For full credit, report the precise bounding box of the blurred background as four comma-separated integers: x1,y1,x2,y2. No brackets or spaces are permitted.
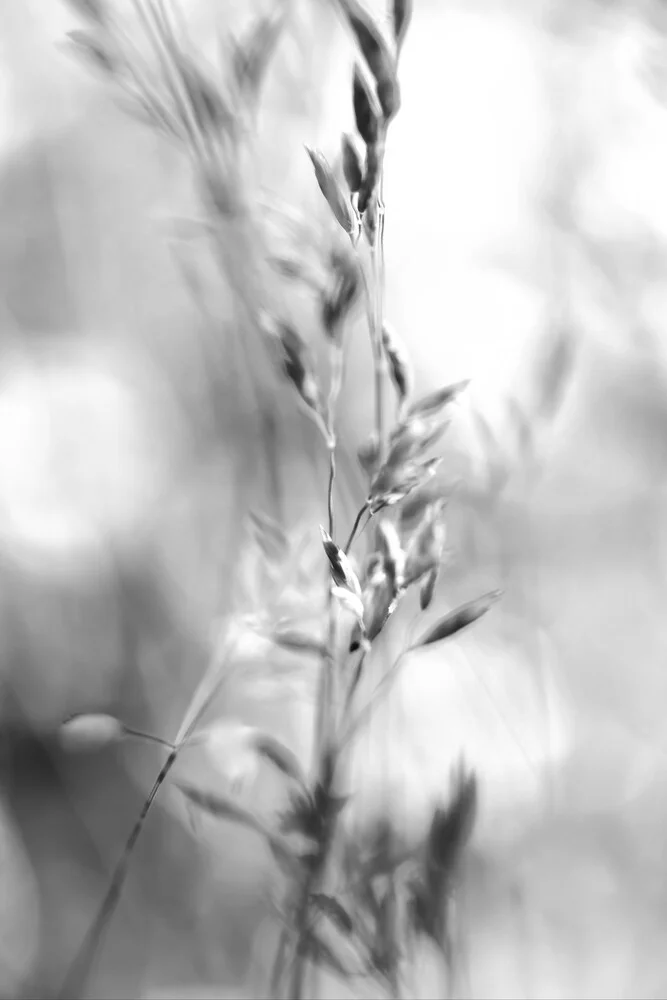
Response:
2,0,667,996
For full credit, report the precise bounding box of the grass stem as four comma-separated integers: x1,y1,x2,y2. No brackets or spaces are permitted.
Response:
57,749,178,999
344,502,370,554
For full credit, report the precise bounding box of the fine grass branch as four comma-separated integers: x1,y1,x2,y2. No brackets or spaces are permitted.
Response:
57,0,498,997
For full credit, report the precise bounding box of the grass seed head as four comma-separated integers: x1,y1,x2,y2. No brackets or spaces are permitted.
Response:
409,767,478,946
386,412,450,469
381,321,413,410
360,570,394,645
64,0,107,24
201,163,237,215
357,433,380,476
332,585,366,625
400,485,449,531
353,66,381,147
376,76,401,125
341,133,364,193
368,456,442,514
427,765,478,876
66,29,117,75
358,141,384,214
419,567,438,610
320,527,363,598
58,713,125,752
268,316,323,414
377,519,406,593
231,5,285,110
270,253,315,283
338,0,400,123
404,500,447,585
392,0,414,56
406,379,471,422
178,55,234,136
306,147,357,235
322,244,362,338
412,591,501,649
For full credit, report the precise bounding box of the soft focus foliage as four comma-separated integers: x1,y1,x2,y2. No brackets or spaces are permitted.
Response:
1,0,667,997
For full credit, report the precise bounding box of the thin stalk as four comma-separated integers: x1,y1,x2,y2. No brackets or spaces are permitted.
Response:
327,446,336,539
313,340,343,774
339,649,405,749
326,341,344,534
207,215,279,444
268,923,291,999
173,631,234,747
344,503,369,555
289,898,312,999
371,151,388,470
313,613,336,780
344,649,366,713
295,303,354,1000
122,727,177,752
58,619,243,999
370,250,385,468
359,251,385,473
57,748,178,1000
287,760,338,1000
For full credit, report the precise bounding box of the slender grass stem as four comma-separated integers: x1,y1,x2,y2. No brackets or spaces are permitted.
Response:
122,728,177,752
287,760,338,1000
371,249,385,467
58,620,242,998
371,156,388,470
268,922,291,999
344,502,369,555
345,649,367,713
57,749,178,1000
327,447,336,540
339,650,405,749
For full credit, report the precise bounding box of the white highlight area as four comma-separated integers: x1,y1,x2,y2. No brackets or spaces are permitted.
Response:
0,345,173,574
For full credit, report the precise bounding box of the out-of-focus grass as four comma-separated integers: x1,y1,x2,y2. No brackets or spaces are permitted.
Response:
1,0,667,997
